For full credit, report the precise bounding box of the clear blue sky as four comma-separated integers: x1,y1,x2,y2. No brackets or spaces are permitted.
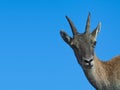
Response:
0,0,120,90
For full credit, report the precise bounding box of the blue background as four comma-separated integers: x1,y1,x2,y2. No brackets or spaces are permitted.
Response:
0,0,120,90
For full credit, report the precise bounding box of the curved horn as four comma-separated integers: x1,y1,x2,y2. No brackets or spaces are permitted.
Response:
85,13,91,34
66,16,78,35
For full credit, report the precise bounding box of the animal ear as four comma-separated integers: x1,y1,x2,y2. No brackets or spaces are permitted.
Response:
91,22,101,41
60,30,72,45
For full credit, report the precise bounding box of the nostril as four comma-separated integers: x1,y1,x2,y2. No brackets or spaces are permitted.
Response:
83,58,93,64
90,59,93,62
84,60,89,63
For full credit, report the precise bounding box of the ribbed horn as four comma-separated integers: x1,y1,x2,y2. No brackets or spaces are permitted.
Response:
66,16,78,35
85,13,91,34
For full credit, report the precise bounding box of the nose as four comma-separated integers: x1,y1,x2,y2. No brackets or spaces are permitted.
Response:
82,57,94,68
84,58,93,63
82,56,94,62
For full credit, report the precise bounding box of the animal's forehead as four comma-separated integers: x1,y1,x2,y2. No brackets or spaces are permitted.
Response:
74,34,90,42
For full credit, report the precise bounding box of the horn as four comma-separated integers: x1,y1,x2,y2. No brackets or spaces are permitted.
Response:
97,22,101,31
66,16,78,35
85,13,91,34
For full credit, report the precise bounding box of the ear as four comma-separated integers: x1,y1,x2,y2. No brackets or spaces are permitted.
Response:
60,30,72,45
91,22,101,41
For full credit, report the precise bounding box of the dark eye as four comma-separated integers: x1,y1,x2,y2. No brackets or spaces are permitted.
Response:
93,41,97,46
71,44,77,49
91,40,97,48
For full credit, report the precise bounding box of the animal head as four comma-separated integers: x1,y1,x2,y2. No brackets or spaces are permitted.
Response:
60,13,101,69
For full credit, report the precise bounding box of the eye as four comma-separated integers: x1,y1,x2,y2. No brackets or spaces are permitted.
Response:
93,41,97,46
71,44,77,49
91,40,97,48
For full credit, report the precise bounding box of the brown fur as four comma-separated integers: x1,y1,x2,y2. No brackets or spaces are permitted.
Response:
86,55,120,89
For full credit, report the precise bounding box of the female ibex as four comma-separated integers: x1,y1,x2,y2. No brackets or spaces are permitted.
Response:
60,13,120,90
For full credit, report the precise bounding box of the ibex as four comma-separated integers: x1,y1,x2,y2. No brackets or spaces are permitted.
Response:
60,13,120,90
